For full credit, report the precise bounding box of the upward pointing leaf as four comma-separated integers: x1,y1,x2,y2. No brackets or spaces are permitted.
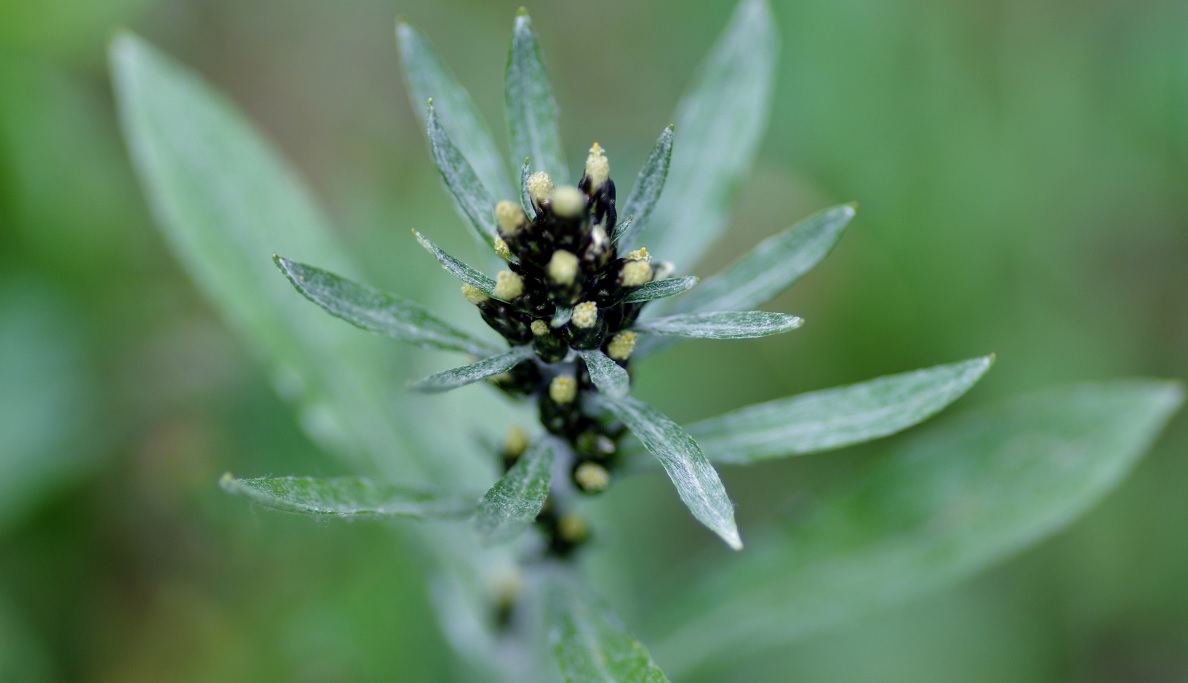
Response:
412,230,503,299
615,124,674,248
274,256,498,356
474,437,559,544
600,396,741,549
397,21,514,201
427,101,499,250
651,380,1184,676
670,203,856,315
637,0,778,269
548,571,671,683
506,9,568,183
220,475,474,519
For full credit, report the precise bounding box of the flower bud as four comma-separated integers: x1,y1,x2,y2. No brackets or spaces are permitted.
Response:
492,270,524,300
461,284,489,305
526,171,554,210
551,186,586,218
495,200,528,235
606,331,637,361
571,301,598,329
549,374,578,404
547,250,580,286
583,143,610,194
619,259,652,287
493,237,512,261
573,461,611,494
557,514,589,544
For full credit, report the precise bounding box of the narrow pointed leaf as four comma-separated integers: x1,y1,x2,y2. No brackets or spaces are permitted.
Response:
409,347,533,393
652,380,1184,676
220,475,474,519
638,0,778,269
412,230,505,299
505,9,567,183
397,21,513,200
474,438,558,544
552,305,573,328
112,34,421,475
579,350,630,399
621,277,698,304
684,356,993,464
614,124,674,248
633,311,802,339
601,396,740,549
427,101,498,249
275,256,497,356
548,572,670,683
519,156,535,217
670,203,856,315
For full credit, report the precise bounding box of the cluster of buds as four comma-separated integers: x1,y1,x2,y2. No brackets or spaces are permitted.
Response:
466,144,665,556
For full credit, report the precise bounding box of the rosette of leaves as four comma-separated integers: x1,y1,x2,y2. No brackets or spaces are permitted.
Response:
112,0,1183,680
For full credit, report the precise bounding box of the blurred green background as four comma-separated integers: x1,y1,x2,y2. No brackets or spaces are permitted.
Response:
1,0,1185,680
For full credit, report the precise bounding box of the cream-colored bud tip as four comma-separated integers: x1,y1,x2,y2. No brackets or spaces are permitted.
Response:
530,319,550,336
492,270,524,300
574,462,611,492
549,375,578,404
547,250,580,285
526,171,554,205
606,331,637,361
584,142,610,189
461,283,489,305
495,200,526,233
551,186,586,218
620,259,652,287
572,301,598,329
493,237,511,260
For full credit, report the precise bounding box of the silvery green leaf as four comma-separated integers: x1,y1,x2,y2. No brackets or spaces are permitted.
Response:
652,380,1184,676
505,9,567,183
637,0,778,269
220,475,473,519
412,230,505,299
408,347,533,393
633,311,802,339
670,203,856,315
552,305,573,328
519,156,535,217
275,256,497,356
687,356,993,464
397,21,513,201
427,100,498,250
474,437,558,544
614,124,674,248
621,277,699,304
548,571,670,683
601,396,741,550
112,35,420,474
579,350,630,399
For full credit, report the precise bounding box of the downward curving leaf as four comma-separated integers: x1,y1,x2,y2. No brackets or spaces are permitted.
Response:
548,571,670,683
408,347,533,393
505,9,567,183
474,437,558,544
651,380,1184,677
275,256,497,356
621,277,698,304
397,21,513,201
638,0,778,269
670,203,855,315
682,356,993,465
112,34,421,475
412,230,503,299
220,475,474,519
579,350,630,399
614,124,674,248
633,311,802,339
601,396,741,549
427,101,498,250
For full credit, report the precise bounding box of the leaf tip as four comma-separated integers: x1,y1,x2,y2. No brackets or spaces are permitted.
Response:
721,526,744,551
219,471,235,490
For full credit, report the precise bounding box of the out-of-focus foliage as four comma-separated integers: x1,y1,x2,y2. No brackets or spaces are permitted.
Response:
1,0,1186,680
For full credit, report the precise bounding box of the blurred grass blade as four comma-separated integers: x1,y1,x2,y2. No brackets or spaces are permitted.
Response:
687,355,993,464
548,571,670,683
601,396,741,549
505,9,567,183
670,204,855,314
397,21,513,200
427,101,498,250
474,437,558,544
412,230,505,299
111,34,424,476
220,475,474,519
614,124,674,248
652,380,1185,676
637,0,778,268
409,347,532,393
274,256,497,356
634,311,802,339
579,350,630,399
621,277,698,304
